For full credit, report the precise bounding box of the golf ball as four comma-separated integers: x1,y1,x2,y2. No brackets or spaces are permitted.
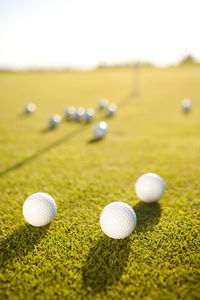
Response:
24,103,36,114
98,98,109,110
181,99,192,113
85,108,95,122
135,173,165,203
93,121,108,138
107,103,117,117
23,192,57,227
65,106,76,120
75,107,85,121
49,114,62,128
100,202,137,239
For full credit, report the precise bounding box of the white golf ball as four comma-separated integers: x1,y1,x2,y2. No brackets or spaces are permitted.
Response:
85,108,95,122
181,99,192,113
98,98,109,110
107,103,117,117
23,192,57,227
100,202,137,239
49,114,62,128
24,103,36,114
75,107,85,121
135,173,165,203
65,106,76,120
93,122,108,139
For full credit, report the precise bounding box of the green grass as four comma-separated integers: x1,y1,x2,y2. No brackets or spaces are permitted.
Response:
0,65,199,300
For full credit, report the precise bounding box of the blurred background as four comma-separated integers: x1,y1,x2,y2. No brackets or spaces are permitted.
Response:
0,0,200,70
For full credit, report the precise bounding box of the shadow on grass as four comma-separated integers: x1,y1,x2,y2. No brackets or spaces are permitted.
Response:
41,119,89,134
0,125,89,178
82,236,130,294
88,137,104,144
104,114,115,119
82,202,161,294
0,224,49,268
40,127,57,134
133,202,161,233
117,94,136,109
182,111,191,116
18,112,33,119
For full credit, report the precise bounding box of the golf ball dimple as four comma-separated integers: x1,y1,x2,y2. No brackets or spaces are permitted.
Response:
100,202,137,239
85,108,95,122
93,121,108,138
107,103,117,117
98,98,109,110
135,173,165,203
181,99,192,113
49,114,62,128
75,107,85,121
65,106,76,120
24,103,36,114
23,192,57,227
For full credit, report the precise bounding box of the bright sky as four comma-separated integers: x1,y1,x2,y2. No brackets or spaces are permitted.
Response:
0,0,200,69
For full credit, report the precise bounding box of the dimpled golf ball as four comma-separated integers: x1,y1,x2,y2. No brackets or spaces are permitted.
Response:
24,103,36,114
181,98,192,113
49,114,61,128
135,173,165,203
98,98,109,110
23,192,57,227
100,202,137,239
75,107,85,121
85,108,95,122
107,103,117,117
65,106,76,120
93,121,108,138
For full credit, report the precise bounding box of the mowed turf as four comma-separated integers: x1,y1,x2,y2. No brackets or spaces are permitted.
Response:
0,65,199,300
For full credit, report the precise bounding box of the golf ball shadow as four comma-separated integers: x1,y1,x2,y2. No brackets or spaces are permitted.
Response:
40,127,57,134
18,112,33,119
133,202,161,233
87,137,104,144
82,235,130,294
0,224,49,269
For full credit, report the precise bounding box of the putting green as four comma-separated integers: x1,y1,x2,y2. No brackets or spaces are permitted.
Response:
0,65,199,299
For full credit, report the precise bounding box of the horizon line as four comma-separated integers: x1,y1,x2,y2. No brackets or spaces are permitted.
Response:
0,56,199,72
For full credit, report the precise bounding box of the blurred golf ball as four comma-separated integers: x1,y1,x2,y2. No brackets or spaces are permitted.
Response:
107,103,117,117
75,107,85,121
23,192,57,227
93,121,108,138
24,103,36,114
135,173,165,203
181,99,192,113
100,202,137,239
49,114,62,128
85,108,95,122
98,98,109,110
65,106,76,120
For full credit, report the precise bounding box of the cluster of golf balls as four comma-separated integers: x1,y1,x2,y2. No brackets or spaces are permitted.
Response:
98,98,118,117
23,173,165,240
23,98,115,139
64,104,109,139
24,97,191,133
65,106,95,122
